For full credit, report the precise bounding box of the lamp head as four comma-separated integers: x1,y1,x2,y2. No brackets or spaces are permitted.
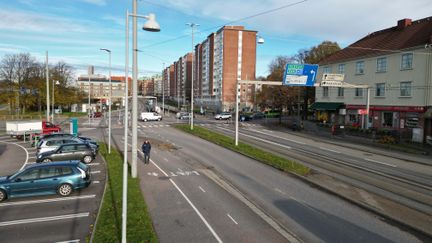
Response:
143,13,160,32
257,36,265,44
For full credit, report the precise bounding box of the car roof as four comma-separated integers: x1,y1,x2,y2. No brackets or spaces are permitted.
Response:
25,160,81,169
58,142,89,147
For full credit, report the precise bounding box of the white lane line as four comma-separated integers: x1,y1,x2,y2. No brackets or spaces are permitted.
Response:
0,195,96,207
198,186,206,193
89,163,100,166
56,240,80,243
91,171,101,174
150,159,223,243
0,213,89,226
218,127,291,149
0,140,29,171
364,158,397,167
227,214,239,225
92,181,100,184
249,128,305,145
319,147,341,154
28,156,36,159
163,158,168,162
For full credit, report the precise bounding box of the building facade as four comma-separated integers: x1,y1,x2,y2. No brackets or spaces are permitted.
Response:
314,17,432,142
163,26,258,112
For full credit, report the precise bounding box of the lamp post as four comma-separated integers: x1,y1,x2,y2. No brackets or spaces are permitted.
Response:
46,51,50,122
162,62,165,115
186,23,199,130
100,48,112,154
124,2,160,242
52,80,59,122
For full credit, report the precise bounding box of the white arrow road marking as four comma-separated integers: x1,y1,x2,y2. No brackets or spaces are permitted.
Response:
0,213,89,226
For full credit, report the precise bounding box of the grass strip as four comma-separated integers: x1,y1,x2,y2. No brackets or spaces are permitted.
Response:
175,124,310,176
92,143,158,243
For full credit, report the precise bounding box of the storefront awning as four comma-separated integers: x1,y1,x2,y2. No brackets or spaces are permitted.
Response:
424,107,432,119
310,102,344,111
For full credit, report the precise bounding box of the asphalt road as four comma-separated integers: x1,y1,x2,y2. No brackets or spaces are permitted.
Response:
109,115,425,242
0,128,106,243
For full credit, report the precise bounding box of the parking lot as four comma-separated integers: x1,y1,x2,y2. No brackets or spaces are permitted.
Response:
0,134,106,243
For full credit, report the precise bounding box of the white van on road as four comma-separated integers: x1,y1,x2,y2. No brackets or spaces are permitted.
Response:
140,112,162,122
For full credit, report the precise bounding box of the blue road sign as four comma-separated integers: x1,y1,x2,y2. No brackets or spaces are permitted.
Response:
282,63,319,86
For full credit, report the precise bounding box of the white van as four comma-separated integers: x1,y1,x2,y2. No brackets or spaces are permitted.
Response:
140,112,162,122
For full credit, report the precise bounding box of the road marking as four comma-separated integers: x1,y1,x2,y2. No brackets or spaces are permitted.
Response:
198,186,206,193
91,171,101,174
227,214,239,225
150,159,223,243
0,140,29,171
89,163,100,166
364,158,397,167
319,147,341,154
163,158,168,162
249,129,305,145
92,181,100,184
218,126,291,149
0,195,96,207
0,213,89,226
56,240,80,243
28,156,36,159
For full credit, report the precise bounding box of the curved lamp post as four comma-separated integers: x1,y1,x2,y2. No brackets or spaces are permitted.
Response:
100,48,112,154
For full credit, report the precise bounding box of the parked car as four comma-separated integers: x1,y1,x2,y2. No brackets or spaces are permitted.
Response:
0,161,91,202
251,112,265,119
37,137,98,154
36,143,97,164
140,112,162,122
215,112,232,120
239,114,252,121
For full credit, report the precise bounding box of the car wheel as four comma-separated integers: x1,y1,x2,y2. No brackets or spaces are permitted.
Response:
57,184,73,197
0,189,7,202
42,158,52,162
144,118,148,122
83,155,93,164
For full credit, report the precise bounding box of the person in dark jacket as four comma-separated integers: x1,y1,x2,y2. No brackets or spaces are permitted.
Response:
141,140,151,164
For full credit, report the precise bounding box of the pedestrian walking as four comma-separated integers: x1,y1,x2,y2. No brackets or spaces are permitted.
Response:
141,140,151,164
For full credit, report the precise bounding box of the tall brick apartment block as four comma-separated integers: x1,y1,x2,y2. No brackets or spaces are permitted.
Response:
163,26,258,112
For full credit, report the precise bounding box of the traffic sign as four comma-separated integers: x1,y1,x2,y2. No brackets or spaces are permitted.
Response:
322,73,344,82
321,80,344,87
282,63,319,86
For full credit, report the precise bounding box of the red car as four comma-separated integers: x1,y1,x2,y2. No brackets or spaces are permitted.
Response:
90,112,103,118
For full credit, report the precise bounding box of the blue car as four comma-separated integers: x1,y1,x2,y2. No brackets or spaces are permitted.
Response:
0,161,91,202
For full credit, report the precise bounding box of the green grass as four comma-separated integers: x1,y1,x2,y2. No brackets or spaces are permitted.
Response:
175,125,310,176
92,143,158,243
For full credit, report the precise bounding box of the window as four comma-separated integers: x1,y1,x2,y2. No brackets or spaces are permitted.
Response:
61,167,73,175
375,83,385,97
382,112,393,127
400,81,412,97
355,88,363,97
323,87,329,97
401,53,413,70
376,57,387,72
18,169,39,181
338,64,345,74
61,145,75,152
356,61,365,74
39,167,57,179
337,87,344,97
323,66,331,74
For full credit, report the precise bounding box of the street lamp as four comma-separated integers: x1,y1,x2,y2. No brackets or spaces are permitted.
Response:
100,48,112,154
52,80,59,122
186,23,199,130
123,2,160,242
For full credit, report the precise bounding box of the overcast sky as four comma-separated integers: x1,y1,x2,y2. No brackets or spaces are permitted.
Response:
0,0,431,78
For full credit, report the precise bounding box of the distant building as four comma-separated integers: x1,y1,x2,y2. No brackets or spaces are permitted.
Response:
163,26,258,112
314,17,432,143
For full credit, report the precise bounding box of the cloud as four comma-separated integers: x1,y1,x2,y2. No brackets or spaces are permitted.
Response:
0,9,89,33
79,0,107,6
158,0,432,44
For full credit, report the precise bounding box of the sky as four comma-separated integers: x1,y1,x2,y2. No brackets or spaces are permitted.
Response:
1,0,431,79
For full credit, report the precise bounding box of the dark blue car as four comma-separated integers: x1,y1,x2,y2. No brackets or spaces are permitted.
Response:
0,161,91,202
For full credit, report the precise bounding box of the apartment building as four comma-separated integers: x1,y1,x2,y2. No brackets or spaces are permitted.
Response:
77,74,125,101
314,17,432,142
163,26,258,112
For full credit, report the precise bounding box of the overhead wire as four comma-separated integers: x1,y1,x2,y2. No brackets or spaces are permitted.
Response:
141,0,308,49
